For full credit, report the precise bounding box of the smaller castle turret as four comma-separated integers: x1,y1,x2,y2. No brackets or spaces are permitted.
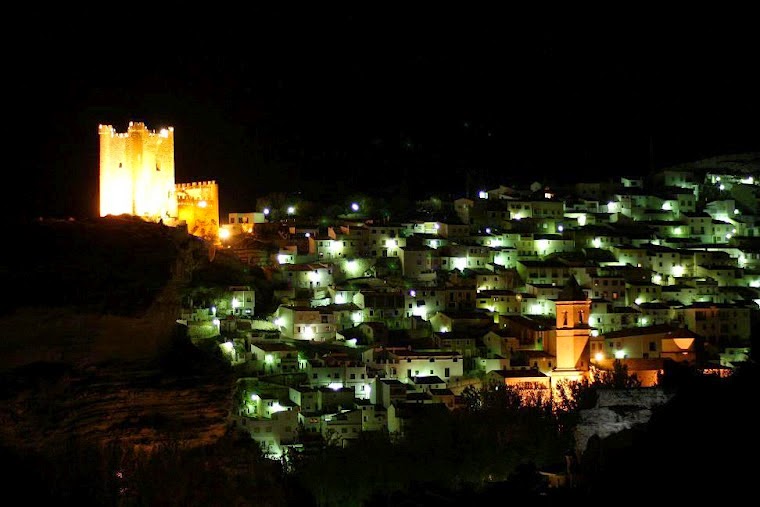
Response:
176,180,220,243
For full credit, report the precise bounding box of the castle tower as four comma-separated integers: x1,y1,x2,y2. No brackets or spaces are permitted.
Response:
99,121,177,220
175,180,220,243
550,275,591,386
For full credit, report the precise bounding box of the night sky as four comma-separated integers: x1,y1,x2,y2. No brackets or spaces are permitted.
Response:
12,9,759,220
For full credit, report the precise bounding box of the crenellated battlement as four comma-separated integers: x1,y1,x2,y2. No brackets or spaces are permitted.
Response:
176,180,217,190
99,122,174,139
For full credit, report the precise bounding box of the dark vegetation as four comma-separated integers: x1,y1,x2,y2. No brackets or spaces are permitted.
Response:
0,428,290,506
579,360,760,502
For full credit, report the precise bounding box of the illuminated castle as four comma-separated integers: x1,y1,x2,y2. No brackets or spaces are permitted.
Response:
99,121,220,242
99,122,177,220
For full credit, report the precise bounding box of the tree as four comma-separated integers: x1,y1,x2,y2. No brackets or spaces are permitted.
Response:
591,360,642,389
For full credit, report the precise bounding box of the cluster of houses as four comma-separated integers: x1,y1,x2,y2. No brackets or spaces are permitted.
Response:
184,153,758,458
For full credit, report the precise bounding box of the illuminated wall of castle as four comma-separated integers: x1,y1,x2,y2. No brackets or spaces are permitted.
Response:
99,122,177,220
176,181,220,242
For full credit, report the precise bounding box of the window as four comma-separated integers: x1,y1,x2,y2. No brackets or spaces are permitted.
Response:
445,367,450,377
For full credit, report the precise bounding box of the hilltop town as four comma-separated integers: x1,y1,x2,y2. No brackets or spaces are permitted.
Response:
3,130,759,503
195,151,759,456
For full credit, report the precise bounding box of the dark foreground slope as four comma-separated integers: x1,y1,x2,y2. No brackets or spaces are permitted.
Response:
0,216,293,505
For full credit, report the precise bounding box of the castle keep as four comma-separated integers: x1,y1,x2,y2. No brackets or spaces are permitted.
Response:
99,121,220,242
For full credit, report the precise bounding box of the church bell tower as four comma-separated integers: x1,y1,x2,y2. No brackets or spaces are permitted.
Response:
551,275,591,386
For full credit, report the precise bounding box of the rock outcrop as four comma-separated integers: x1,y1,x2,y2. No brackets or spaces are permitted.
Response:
573,387,673,457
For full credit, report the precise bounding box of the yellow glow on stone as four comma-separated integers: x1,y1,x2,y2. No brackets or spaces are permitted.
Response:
672,338,694,350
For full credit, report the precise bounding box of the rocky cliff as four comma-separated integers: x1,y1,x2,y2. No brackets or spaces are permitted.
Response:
1,216,234,454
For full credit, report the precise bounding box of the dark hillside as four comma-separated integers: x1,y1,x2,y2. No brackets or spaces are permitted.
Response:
4,215,201,316
0,217,261,504
0,216,213,370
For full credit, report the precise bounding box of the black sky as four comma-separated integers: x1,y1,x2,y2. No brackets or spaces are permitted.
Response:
11,8,759,220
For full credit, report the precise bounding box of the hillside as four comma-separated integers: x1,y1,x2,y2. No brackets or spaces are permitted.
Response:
1,215,212,368
0,217,269,504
